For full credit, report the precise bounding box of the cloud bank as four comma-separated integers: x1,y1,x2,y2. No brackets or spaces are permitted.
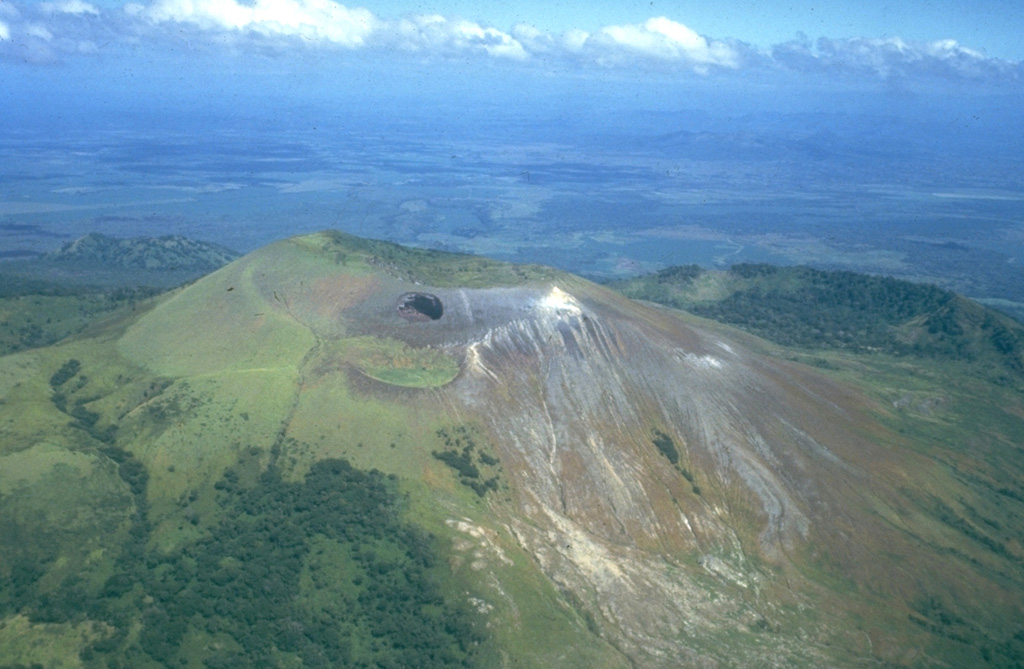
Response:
136,0,377,47
39,1,101,16
0,0,1020,84
593,17,740,71
771,34,1019,82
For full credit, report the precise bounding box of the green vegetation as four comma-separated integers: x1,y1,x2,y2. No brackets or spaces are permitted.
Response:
48,358,82,388
7,457,484,668
46,359,118,444
909,595,1024,666
0,232,236,355
433,427,501,497
0,276,161,355
344,337,460,388
0,327,493,666
305,230,559,288
651,429,701,495
44,233,237,272
652,429,679,464
693,264,956,354
612,263,1024,383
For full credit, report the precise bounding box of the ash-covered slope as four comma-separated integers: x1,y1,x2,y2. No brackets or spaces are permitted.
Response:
3,230,1023,667
310,238,1022,665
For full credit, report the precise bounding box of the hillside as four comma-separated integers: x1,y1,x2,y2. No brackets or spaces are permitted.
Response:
0,278,160,356
1,232,1023,667
0,233,239,290
610,263,1024,384
46,233,238,272
0,233,239,355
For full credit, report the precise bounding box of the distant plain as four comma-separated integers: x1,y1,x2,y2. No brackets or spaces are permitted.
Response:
3,105,1023,316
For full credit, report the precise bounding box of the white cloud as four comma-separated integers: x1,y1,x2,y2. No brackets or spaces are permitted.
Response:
452,19,526,59
396,14,526,59
596,17,740,71
26,24,55,40
511,23,554,53
1,0,1020,88
794,36,1020,81
143,0,377,47
562,29,589,52
40,1,101,16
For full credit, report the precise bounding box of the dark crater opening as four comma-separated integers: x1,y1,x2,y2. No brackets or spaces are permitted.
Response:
397,292,444,322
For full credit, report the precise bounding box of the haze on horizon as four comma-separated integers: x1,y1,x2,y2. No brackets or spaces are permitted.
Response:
3,0,1024,315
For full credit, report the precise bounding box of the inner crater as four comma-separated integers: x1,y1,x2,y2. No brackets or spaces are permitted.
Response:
397,292,444,321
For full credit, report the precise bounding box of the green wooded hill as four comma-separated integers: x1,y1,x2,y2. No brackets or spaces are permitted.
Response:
46,233,238,273
610,263,1024,384
1,233,1023,668
1,233,240,291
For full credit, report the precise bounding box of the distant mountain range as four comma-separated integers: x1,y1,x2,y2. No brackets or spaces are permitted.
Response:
0,231,1022,667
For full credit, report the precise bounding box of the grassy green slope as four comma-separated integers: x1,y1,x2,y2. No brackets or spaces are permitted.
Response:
298,230,560,288
0,277,160,356
0,232,626,668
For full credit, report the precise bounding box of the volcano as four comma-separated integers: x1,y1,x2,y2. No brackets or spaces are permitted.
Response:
1,230,1022,667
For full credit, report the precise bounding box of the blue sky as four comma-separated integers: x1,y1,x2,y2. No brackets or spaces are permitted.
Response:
2,0,1023,138
2,0,1022,72
351,0,1024,59
16,0,1023,58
